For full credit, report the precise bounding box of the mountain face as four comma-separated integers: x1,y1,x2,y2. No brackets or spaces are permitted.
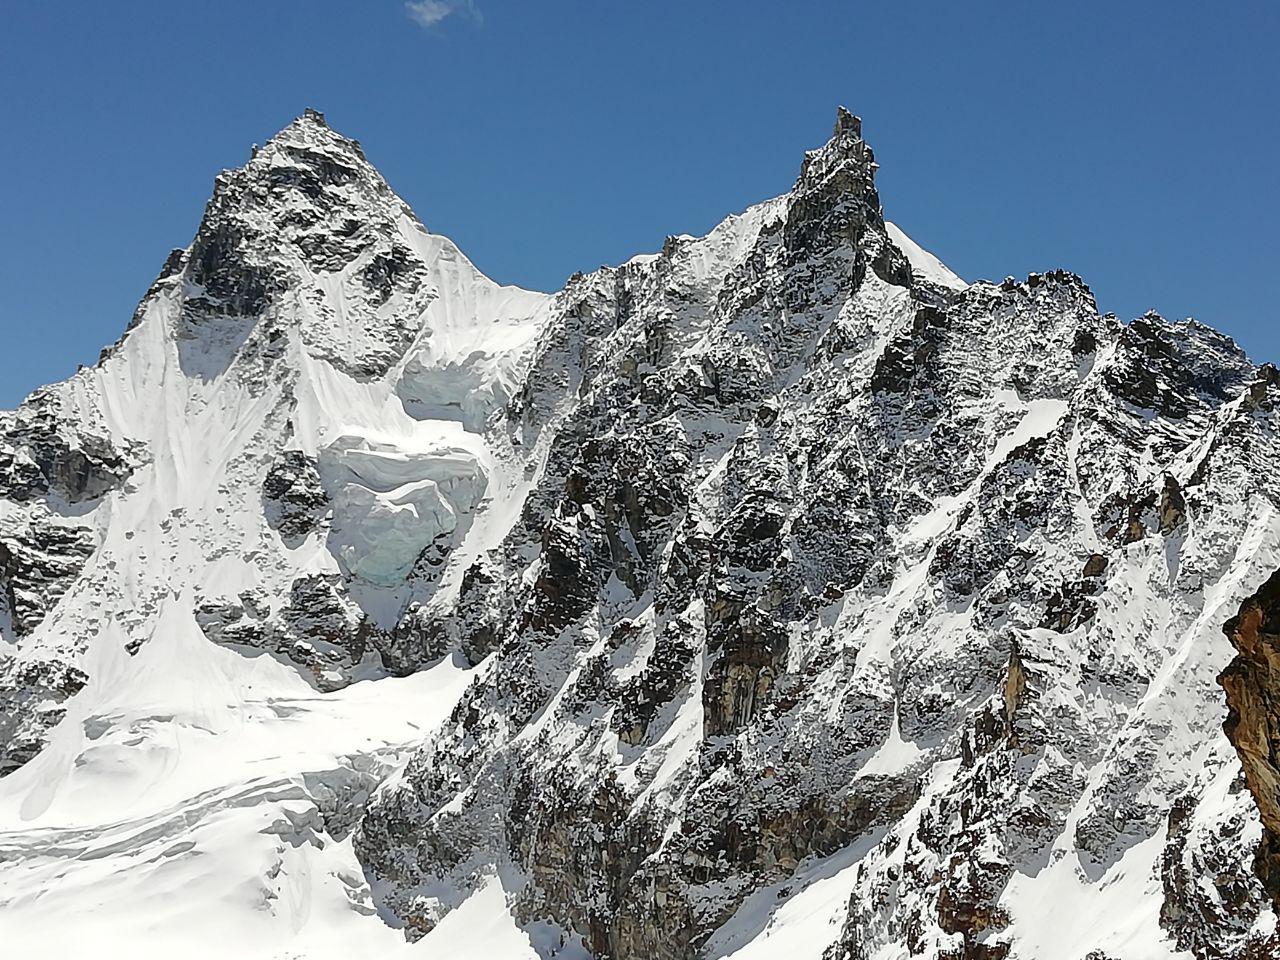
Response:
1,108,1278,960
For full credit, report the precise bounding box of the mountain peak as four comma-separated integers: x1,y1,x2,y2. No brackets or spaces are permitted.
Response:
258,107,368,165
150,108,440,379
783,108,911,287
794,105,878,196
833,104,862,139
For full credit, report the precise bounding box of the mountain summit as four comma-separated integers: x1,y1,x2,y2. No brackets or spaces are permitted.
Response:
1,111,1277,960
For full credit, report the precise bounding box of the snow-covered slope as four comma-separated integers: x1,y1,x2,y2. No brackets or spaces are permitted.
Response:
885,221,966,290
2,107,1278,960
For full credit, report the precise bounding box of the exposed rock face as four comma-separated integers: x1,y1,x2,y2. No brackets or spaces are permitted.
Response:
0,520,97,638
175,108,436,381
1158,776,1270,959
2,108,1278,960
0,391,132,504
1220,571,1280,908
0,657,87,775
262,449,329,540
0,395,127,769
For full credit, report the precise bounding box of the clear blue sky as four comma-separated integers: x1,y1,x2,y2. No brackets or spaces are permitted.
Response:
2,2,1276,406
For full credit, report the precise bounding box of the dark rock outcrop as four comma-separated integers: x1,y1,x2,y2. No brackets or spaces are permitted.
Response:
263,449,329,540
0,658,88,775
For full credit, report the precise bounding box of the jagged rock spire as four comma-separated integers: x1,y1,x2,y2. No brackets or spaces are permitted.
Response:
784,106,911,288
795,105,878,195
833,104,862,138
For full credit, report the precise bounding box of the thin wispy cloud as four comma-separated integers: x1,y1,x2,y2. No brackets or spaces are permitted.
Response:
404,0,481,31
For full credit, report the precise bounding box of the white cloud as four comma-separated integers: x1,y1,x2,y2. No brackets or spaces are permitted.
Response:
404,0,480,31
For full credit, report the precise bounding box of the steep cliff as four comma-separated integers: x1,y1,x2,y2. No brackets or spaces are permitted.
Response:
1222,563,1280,920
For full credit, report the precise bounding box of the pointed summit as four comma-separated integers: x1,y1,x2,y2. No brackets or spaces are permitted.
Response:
255,107,373,171
150,110,437,377
784,108,911,288
797,105,876,189
833,105,862,139
186,107,414,285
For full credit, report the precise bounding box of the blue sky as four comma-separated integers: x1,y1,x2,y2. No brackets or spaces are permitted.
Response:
1,1,1276,406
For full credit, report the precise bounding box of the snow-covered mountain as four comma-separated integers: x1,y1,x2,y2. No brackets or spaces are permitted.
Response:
1,107,1278,960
